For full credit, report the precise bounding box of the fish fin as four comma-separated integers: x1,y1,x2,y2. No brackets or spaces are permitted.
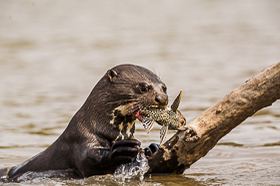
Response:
143,117,155,133
159,125,168,146
171,90,182,112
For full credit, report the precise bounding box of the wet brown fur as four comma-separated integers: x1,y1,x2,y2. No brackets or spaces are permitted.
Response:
4,64,168,181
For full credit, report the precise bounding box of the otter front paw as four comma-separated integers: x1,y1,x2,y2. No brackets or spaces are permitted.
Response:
144,143,159,157
109,139,141,166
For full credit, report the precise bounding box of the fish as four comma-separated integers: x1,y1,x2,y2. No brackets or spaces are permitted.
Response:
139,91,186,146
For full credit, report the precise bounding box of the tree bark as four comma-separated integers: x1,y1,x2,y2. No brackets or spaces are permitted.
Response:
147,61,280,174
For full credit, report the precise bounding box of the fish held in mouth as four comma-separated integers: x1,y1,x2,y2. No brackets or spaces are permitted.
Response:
135,91,186,146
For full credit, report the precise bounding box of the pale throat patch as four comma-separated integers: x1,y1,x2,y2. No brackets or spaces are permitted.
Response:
113,121,135,143
110,104,132,125
110,104,136,142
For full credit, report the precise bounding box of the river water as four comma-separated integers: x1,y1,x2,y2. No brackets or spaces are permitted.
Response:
0,0,280,185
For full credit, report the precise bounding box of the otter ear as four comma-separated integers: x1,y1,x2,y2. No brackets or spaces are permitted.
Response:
107,69,118,82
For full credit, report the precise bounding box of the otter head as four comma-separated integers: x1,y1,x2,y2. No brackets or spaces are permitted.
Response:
80,64,168,142
106,64,168,109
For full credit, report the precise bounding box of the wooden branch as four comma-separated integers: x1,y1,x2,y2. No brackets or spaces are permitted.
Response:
147,62,280,174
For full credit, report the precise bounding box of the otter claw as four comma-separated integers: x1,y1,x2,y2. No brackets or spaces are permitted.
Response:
144,143,159,157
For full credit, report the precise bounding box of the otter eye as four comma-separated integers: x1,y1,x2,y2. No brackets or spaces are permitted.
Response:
139,83,149,93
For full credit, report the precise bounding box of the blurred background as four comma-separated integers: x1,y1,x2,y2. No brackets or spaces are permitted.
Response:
0,0,279,185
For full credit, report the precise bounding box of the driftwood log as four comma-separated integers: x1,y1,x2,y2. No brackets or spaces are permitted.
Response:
147,61,280,174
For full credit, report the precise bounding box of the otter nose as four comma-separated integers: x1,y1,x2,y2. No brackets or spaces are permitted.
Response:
155,93,168,106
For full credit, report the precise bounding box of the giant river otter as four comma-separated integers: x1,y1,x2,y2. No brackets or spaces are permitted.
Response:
1,64,169,181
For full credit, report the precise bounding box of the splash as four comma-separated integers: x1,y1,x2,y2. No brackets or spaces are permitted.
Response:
0,153,150,184
114,151,150,181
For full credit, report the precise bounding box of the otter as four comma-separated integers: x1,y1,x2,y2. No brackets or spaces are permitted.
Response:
2,64,168,181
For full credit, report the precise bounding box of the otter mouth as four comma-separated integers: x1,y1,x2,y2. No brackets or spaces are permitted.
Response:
127,102,163,122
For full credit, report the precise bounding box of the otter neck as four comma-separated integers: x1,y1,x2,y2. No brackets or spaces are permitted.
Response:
76,93,137,143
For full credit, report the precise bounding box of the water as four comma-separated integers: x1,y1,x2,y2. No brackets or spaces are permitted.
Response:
114,152,149,182
0,0,280,185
